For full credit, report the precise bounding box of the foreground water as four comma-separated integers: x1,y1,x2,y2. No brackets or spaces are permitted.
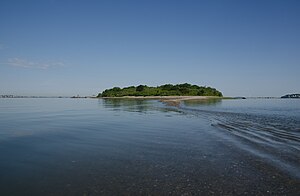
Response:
0,98,299,195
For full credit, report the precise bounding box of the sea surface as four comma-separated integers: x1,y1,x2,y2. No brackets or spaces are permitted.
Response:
0,98,299,195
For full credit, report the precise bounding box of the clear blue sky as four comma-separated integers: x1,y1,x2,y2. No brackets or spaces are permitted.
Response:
0,0,299,97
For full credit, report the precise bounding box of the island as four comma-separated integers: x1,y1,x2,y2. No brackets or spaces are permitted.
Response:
281,94,300,98
98,83,222,97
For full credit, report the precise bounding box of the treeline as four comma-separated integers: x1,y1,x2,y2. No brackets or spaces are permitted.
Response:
98,83,223,97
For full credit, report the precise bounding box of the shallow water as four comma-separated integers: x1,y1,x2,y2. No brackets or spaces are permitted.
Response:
0,98,299,195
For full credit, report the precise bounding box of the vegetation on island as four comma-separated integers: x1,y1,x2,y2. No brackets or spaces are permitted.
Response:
97,83,223,97
281,94,300,98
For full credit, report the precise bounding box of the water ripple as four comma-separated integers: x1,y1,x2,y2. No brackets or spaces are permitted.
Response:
178,102,300,176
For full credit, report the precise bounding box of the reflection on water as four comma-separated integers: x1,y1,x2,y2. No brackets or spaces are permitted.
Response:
101,98,182,115
101,98,153,113
0,98,299,195
182,98,222,107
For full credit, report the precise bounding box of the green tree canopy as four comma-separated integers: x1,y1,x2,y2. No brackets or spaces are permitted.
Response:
97,83,223,97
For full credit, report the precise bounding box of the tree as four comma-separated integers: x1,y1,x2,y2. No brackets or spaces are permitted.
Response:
97,83,223,97
136,85,145,92
112,87,121,91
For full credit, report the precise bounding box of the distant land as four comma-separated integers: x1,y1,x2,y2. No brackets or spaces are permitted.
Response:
0,95,68,98
0,95,90,99
281,94,300,98
97,83,223,97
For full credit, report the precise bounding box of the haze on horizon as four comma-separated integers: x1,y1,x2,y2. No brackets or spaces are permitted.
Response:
0,0,299,97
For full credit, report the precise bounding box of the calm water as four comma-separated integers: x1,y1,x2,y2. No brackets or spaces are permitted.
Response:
0,98,299,195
